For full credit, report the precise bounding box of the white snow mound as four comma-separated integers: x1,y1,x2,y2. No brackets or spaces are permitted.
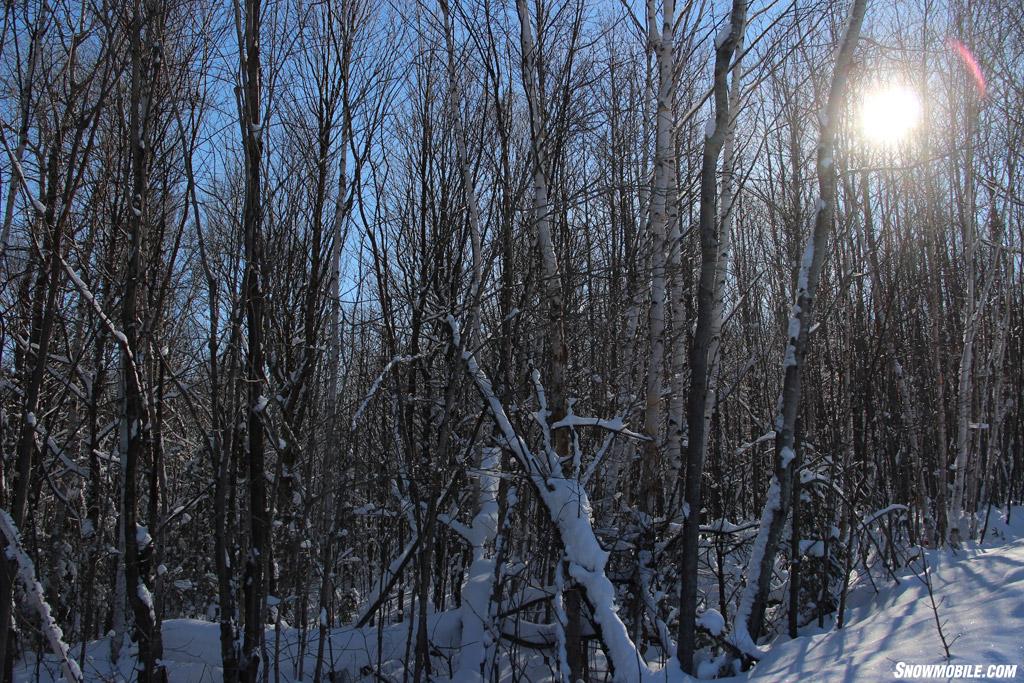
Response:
744,533,1024,681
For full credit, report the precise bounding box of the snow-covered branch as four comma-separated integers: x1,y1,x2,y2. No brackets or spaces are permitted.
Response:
0,509,83,683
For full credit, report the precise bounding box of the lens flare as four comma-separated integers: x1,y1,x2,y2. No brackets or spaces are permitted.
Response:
860,84,922,147
949,39,986,98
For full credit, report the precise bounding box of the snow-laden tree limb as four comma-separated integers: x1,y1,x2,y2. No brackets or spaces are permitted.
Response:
453,446,502,681
351,354,420,431
859,504,909,530
451,316,682,682
0,509,83,683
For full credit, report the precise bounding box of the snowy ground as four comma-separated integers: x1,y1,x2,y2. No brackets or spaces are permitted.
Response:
16,509,1024,681
738,511,1024,682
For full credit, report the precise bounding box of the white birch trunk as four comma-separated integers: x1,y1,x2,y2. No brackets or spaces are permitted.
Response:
453,448,502,681
454,321,680,682
704,38,744,434
950,237,975,546
678,1,746,669
639,0,675,518
732,0,869,655
440,4,501,677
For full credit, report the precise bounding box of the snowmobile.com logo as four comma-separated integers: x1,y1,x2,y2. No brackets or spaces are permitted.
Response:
893,662,1019,679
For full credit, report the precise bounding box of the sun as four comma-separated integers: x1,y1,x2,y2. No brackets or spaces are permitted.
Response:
859,84,922,147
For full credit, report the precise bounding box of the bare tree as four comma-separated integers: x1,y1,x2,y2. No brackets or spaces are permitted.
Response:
733,0,870,656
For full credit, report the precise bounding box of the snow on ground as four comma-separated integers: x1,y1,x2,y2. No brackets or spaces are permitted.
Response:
738,508,1024,682
16,508,1024,681
18,612,461,682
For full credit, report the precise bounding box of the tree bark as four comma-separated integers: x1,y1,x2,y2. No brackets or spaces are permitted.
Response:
677,0,746,672
120,2,166,680
732,0,869,655
235,0,269,678
639,0,677,520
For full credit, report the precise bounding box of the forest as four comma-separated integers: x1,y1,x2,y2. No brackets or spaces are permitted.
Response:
0,0,1022,680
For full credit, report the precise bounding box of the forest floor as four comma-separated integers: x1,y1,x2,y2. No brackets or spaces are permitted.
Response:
736,508,1024,682
16,508,1024,682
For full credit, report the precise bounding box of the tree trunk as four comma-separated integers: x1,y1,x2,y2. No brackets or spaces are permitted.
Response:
639,0,677,521
677,0,746,672
236,0,269,678
732,0,869,655
0,141,65,682
515,1,578,677
120,3,167,680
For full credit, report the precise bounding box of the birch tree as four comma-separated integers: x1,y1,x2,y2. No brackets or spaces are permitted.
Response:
733,0,870,655
678,1,746,670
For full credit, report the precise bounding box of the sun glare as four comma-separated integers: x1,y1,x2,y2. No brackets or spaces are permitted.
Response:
860,84,922,147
